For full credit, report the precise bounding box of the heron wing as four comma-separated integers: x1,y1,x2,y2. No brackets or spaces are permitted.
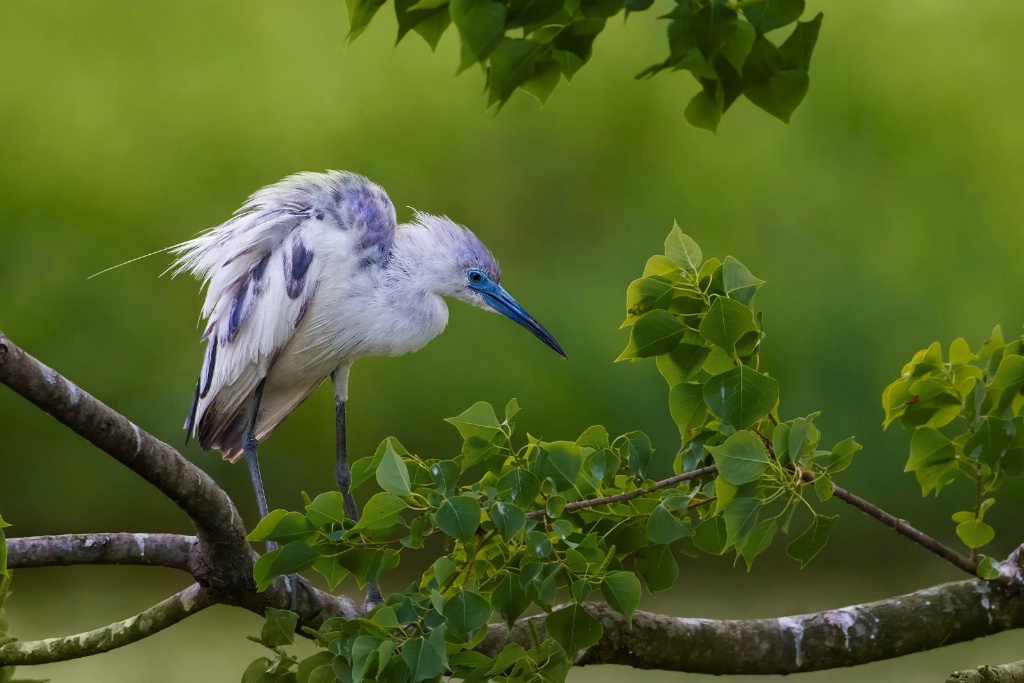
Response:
175,171,398,459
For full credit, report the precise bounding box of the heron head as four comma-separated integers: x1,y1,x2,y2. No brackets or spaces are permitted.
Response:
414,213,565,358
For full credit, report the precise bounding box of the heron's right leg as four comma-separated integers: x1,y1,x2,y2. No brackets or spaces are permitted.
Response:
243,379,275,551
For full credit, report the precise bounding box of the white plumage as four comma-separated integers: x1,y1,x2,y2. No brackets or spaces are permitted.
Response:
171,170,561,469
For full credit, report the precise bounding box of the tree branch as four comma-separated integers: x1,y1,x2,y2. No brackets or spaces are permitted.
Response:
6,534,194,571
947,660,1024,682
0,584,215,666
525,465,718,519
799,470,981,579
0,332,252,589
480,578,1024,675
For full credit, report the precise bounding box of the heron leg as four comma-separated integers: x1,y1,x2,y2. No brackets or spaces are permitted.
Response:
332,367,384,609
243,379,276,552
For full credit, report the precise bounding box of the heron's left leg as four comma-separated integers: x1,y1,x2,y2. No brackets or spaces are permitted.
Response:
332,366,384,608
332,366,358,519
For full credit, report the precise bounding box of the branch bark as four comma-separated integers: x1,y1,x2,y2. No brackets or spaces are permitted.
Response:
947,660,1024,682
0,584,215,666
481,578,1024,675
7,533,194,571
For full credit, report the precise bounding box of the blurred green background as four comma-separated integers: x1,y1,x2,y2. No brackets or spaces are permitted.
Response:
2,0,1024,680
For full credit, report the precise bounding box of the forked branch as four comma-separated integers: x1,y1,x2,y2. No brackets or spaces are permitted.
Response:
1,330,1023,676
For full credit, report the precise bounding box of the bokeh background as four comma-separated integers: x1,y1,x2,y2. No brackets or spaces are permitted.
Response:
2,0,1024,680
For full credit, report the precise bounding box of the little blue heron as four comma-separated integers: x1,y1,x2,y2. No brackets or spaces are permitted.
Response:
171,170,565,545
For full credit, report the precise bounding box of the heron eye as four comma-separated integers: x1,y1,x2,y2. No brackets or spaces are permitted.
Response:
468,270,484,284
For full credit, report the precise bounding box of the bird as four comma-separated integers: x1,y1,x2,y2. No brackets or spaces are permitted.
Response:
170,170,565,548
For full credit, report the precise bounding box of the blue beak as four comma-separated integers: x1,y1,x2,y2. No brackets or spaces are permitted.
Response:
476,281,566,358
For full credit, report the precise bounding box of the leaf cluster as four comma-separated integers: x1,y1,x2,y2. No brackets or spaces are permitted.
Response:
243,226,863,682
883,329,1024,575
346,0,822,123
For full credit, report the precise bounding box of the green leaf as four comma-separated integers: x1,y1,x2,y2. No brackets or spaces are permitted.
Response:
491,572,531,626
823,436,861,474
956,520,995,549
699,297,752,352
786,514,837,567
305,491,349,529
742,0,805,33
623,276,675,325
436,495,482,544
617,309,687,361
778,13,822,71
354,493,408,531
498,468,541,505
906,428,958,496
446,401,502,441
646,503,689,544
664,225,702,271
722,496,759,545
443,589,492,634
376,441,413,497
977,556,1002,580
620,430,655,479
402,636,445,683
656,343,712,387
313,554,351,590
488,643,529,675
684,88,723,133
546,604,603,655
706,431,769,485
600,571,641,626
669,382,708,439
635,544,679,591
722,256,765,306
336,548,401,588
737,518,777,570
541,440,583,490
253,541,318,592
450,0,507,64
297,652,336,683
261,607,299,647
504,398,521,423
354,437,409,489
577,424,610,449
491,501,526,540
703,366,779,430
693,516,728,554
347,0,388,40
247,510,317,544
744,69,810,123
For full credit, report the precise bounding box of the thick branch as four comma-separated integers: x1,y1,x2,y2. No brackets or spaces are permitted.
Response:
6,534,194,571
947,660,1024,682
0,333,252,589
0,584,214,666
481,578,1024,675
525,465,718,519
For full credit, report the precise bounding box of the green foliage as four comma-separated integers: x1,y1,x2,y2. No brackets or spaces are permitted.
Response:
0,514,9,579
0,575,49,683
883,330,1024,567
243,225,864,682
346,0,822,120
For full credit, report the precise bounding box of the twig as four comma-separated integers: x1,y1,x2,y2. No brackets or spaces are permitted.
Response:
525,465,718,520
799,471,981,579
0,584,214,666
